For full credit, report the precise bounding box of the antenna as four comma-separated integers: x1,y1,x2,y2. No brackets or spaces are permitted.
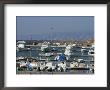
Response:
50,26,54,41
29,34,32,41
30,34,32,40
21,17,23,40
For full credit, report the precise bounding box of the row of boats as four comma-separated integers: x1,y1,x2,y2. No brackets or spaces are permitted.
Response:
16,41,94,73
16,58,94,72
17,43,94,56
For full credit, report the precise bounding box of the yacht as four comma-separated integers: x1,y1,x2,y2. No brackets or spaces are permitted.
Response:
64,45,73,56
41,44,50,51
88,49,94,56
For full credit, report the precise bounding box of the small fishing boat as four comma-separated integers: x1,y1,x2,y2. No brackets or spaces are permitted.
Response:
88,49,94,56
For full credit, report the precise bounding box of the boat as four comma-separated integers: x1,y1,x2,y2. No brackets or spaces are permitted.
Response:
17,41,26,49
88,49,94,56
77,58,84,62
39,52,54,57
41,44,49,51
16,47,19,52
64,45,73,56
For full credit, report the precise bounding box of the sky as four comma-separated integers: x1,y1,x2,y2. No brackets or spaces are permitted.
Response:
16,16,94,40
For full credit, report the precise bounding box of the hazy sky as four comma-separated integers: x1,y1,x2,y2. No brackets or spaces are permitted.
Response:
16,16,94,40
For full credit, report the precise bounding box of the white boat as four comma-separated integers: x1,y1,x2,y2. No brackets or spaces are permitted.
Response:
41,41,51,52
39,53,54,57
17,41,26,49
41,44,48,51
70,61,78,68
19,61,27,67
77,59,84,62
88,49,94,56
16,56,25,60
16,47,19,52
64,45,73,56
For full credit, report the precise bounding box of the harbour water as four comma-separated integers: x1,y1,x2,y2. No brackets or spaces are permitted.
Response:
17,47,93,60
